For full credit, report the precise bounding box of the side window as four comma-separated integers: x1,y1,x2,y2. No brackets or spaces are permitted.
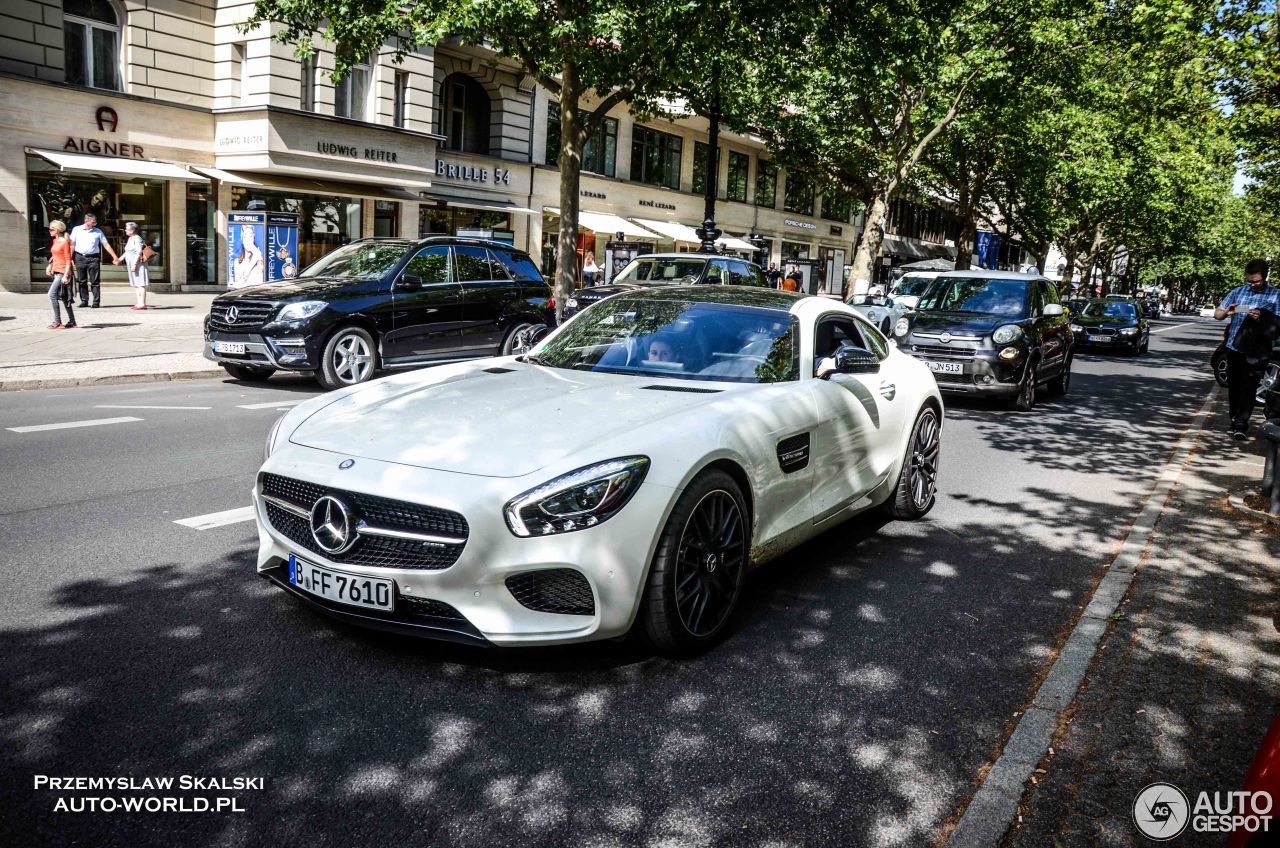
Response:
486,249,513,280
749,265,769,287
705,260,728,283
403,246,450,283
1042,280,1061,304
814,315,867,362
453,245,493,282
1028,282,1045,316
729,261,761,286
495,250,544,283
858,318,889,359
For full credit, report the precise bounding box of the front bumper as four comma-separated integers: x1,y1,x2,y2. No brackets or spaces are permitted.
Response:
1071,330,1139,350
903,343,1025,395
253,445,675,646
203,330,320,371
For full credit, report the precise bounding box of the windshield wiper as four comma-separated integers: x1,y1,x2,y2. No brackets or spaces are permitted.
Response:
518,354,554,367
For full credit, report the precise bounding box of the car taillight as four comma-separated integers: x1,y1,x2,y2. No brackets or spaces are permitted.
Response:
548,296,555,310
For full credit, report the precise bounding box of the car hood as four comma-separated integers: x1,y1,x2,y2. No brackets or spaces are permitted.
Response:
1073,314,1137,328
909,311,1023,337
288,363,735,478
214,276,358,302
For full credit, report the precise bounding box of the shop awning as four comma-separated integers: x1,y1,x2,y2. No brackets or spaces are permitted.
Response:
547,208,660,240
881,236,932,260
186,166,420,202
26,147,193,181
717,234,761,252
632,218,704,244
422,192,537,215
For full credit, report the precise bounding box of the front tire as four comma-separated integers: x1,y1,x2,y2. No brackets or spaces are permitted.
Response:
222,363,275,382
639,470,749,656
1010,359,1038,411
317,326,377,390
501,321,543,356
1212,347,1230,387
1048,355,1071,396
881,406,941,520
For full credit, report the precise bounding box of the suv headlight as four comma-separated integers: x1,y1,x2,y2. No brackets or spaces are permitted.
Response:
505,457,650,537
276,301,326,322
264,414,285,460
992,324,1024,345
894,316,911,337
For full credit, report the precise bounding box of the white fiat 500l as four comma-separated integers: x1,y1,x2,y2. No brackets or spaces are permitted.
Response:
255,286,943,654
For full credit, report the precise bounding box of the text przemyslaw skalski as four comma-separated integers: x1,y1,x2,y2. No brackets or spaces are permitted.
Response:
34,776,264,791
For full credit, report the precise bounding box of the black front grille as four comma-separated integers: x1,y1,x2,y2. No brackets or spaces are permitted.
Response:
912,344,978,358
932,372,974,385
209,301,279,332
399,596,470,622
1080,327,1118,336
260,473,468,570
505,569,595,616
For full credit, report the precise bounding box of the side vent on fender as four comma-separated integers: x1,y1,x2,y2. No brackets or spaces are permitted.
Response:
483,367,516,374
776,433,811,473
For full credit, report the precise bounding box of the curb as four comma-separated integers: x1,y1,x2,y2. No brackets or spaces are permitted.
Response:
1227,491,1280,525
0,368,225,392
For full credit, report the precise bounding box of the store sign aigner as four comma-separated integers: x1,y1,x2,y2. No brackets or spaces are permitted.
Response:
62,107,145,159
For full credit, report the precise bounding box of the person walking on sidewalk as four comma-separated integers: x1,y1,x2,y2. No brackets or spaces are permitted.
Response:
69,212,119,308
583,255,599,287
45,220,76,329
1214,258,1280,439
119,221,149,310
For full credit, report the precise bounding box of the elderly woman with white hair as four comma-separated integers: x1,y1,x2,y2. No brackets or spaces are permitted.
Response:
120,221,149,309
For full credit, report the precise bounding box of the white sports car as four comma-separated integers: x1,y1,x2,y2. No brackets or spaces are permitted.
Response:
255,287,943,654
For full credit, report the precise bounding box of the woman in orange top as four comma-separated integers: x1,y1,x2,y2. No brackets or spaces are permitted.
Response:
47,220,76,329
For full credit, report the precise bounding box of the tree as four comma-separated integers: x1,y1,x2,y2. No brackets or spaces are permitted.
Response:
244,0,696,321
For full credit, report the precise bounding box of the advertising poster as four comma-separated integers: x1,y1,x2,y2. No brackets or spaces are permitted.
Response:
977,231,1002,270
266,212,300,281
227,212,267,289
604,241,655,284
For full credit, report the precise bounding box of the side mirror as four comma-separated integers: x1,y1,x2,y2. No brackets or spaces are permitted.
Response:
834,344,880,375
1043,303,1065,317
395,273,422,292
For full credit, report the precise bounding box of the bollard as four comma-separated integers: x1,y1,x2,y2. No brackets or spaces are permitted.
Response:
1263,421,1280,516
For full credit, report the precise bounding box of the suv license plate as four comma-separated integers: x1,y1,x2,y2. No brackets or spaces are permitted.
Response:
214,341,247,354
288,555,394,611
926,361,963,374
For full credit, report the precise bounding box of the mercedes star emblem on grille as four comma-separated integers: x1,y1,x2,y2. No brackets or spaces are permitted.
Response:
338,459,355,469
309,495,356,554
225,306,240,324
939,332,952,344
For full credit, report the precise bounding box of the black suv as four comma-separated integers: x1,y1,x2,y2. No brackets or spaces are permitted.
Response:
897,270,1073,411
204,237,552,389
563,253,768,319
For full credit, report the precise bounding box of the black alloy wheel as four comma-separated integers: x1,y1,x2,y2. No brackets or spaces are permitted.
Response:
222,363,276,382
1011,360,1039,412
1212,349,1230,387
882,406,941,520
640,470,748,655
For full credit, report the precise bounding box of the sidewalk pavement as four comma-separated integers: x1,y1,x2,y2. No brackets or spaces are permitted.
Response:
0,289,220,390
1002,394,1280,847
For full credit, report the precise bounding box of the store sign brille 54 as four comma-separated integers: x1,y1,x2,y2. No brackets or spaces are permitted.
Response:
436,160,512,184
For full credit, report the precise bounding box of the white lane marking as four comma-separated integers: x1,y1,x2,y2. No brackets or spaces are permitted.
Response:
237,399,306,410
1151,322,1195,333
174,506,256,529
95,404,213,410
6,416,143,433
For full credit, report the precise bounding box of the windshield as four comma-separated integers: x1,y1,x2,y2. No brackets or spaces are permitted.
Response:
1082,301,1137,319
299,241,412,279
919,276,1029,316
614,257,709,285
893,276,933,297
532,297,798,383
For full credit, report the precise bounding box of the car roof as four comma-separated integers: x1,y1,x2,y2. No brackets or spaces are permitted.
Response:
629,252,761,267
346,235,533,256
930,269,1044,281
606,284,802,311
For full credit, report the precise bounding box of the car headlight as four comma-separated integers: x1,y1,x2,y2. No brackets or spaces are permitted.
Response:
1119,327,1138,335
992,324,1024,345
1069,324,1082,333
505,456,650,537
894,316,911,337
566,298,578,309
264,414,285,460
276,301,326,322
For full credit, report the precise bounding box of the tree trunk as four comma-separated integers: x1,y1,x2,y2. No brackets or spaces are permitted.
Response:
1061,245,1078,287
954,213,976,271
554,62,585,324
846,193,888,302
1033,241,1049,276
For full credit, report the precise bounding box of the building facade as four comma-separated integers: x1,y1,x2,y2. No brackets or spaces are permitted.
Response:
0,0,951,295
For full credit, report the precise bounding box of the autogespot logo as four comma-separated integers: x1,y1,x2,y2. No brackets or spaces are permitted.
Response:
1134,783,1190,840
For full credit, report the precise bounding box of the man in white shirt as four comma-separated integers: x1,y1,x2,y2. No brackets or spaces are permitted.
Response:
68,213,119,308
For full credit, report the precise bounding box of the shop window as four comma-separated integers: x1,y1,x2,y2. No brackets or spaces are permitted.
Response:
300,54,317,112
63,0,120,91
692,142,719,196
631,126,682,190
186,183,215,283
27,159,166,277
822,190,854,223
393,71,409,128
784,173,814,216
545,104,617,176
442,73,491,155
727,151,749,203
232,187,362,270
781,240,810,260
335,54,371,121
755,161,777,208
374,200,398,237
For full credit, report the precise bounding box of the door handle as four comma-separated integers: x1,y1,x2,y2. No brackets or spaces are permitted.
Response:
879,381,896,400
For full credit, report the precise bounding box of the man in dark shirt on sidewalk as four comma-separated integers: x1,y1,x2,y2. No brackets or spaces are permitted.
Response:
1215,258,1280,439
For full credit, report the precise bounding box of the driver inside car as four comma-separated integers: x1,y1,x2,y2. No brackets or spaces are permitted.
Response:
643,333,684,366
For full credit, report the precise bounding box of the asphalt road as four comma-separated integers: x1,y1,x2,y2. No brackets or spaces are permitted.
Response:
0,317,1226,848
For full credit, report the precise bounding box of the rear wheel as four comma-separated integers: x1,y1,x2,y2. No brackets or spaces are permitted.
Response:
881,406,941,520
1212,347,1230,386
317,326,377,390
1010,360,1039,411
222,363,275,382
639,470,749,656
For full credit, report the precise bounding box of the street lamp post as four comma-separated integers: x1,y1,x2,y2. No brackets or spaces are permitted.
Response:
695,89,722,253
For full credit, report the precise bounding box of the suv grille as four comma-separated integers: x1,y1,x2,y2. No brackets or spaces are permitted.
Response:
1081,327,1117,336
209,301,279,332
259,473,468,570
506,569,595,616
911,344,978,359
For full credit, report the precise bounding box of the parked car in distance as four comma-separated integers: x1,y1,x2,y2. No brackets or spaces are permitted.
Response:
562,253,768,319
1200,304,1218,318
1069,299,1150,355
1064,298,1091,317
889,272,941,311
204,237,552,390
850,289,913,338
255,286,943,654
897,270,1073,411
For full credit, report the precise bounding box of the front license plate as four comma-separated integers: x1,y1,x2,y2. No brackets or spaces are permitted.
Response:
1087,335,1111,343
214,341,247,354
288,554,394,611
926,361,963,374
